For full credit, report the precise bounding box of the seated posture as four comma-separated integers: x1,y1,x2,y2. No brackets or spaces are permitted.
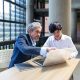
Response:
40,22,78,58
9,22,53,68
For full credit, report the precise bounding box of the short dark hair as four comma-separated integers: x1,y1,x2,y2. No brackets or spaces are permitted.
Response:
49,22,62,33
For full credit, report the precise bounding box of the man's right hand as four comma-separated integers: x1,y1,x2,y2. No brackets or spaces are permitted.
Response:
46,47,56,52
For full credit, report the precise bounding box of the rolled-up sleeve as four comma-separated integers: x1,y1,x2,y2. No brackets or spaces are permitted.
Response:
67,37,78,58
40,47,47,57
40,37,50,57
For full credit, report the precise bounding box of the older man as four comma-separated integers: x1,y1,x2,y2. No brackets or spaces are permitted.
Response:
9,22,50,68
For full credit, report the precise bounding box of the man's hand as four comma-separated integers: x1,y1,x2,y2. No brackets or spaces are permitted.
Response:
46,47,56,52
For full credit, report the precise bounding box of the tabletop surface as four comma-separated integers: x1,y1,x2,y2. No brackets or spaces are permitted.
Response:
0,56,80,80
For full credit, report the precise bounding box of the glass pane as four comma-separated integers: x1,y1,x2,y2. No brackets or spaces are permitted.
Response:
16,24,20,36
0,22,3,41
23,0,26,7
23,25,26,34
11,23,15,40
16,0,19,5
4,1,10,20
20,8,24,22
16,6,19,22
4,22,10,40
20,24,26,34
20,24,23,33
20,0,24,6
23,10,26,22
0,0,3,19
11,4,15,21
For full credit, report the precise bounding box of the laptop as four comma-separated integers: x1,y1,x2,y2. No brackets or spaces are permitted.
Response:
33,49,69,67
32,57,46,67
14,62,35,71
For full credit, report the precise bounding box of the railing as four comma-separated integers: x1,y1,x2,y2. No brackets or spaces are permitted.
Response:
0,36,48,50
0,40,15,50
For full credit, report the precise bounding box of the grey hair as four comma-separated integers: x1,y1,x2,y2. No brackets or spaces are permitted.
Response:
27,22,42,33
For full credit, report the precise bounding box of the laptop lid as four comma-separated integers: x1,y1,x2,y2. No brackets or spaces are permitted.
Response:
43,49,67,66
33,49,68,67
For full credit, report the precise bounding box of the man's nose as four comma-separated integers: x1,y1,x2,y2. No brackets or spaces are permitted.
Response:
38,33,40,37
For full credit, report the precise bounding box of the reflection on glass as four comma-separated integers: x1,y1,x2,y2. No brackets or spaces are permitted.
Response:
11,23,15,40
0,0,3,19
23,11,26,22
16,6,19,22
0,22,3,41
16,0,19,4
20,0,24,6
11,4,15,21
19,8,25,22
23,29,26,34
23,0,26,7
20,24,23,33
20,24,26,34
4,1,9,20
16,24,20,37
23,26,26,34
4,22,10,40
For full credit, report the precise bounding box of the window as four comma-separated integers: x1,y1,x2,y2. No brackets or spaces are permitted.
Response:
4,1,10,20
11,4,15,21
11,23,15,40
0,0,26,41
0,0,3,19
0,22,3,41
4,22,10,40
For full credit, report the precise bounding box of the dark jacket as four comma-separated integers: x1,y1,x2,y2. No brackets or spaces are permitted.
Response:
9,34,41,68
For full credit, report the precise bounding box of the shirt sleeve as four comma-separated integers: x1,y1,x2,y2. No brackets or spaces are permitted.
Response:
67,37,78,58
40,37,50,57
40,47,47,57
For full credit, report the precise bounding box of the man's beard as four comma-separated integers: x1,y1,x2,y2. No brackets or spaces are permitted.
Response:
33,36,40,41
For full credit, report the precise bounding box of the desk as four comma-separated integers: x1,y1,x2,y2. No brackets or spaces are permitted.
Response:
0,57,80,80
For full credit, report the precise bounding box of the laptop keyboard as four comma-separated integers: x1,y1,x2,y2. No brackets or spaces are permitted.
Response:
33,58,45,66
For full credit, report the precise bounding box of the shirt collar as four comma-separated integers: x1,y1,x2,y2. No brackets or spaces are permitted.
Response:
53,34,65,41
60,34,65,40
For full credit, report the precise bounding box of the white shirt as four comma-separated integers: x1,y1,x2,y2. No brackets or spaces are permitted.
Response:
31,40,36,47
40,34,78,58
30,36,36,47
